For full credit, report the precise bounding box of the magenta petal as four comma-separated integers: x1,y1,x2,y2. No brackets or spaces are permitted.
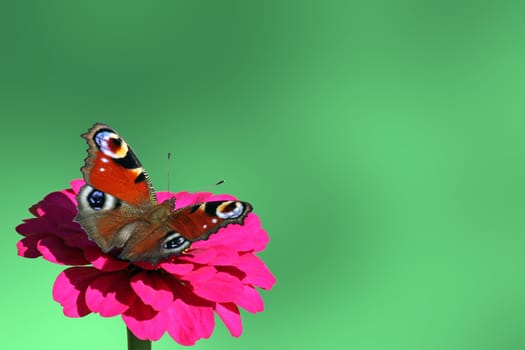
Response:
178,247,217,265
17,235,44,258
216,303,242,337
133,261,161,271
156,191,183,204
37,237,89,265
16,218,56,236
167,299,215,345
83,246,130,271
59,224,93,248
181,242,238,265
247,216,270,253
70,179,84,194
160,262,194,275
234,254,276,290
85,271,135,317
167,278,215,308
53,267,102,317
197,246,238,265
184,267,244,303
191,214,269,253
39,192,78,218
59,188,78,204
235,285,264,313
172,192,214,209
130,272,173,311
122,298,168,341
207,193,237,201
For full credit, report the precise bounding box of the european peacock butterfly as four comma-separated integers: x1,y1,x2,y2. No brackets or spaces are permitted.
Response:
74,123,252,264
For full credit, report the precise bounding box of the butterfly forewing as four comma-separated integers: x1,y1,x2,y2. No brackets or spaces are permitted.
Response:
80,123,156,206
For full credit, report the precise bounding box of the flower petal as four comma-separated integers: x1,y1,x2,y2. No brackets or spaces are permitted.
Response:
133,261,160,271
70,179,84,194
207,193,237,201
122,298,168,341
167,299,215,345
216,303,242,337
37,236,89,265
56,221,91,244
156,191,183,204
234,254,276,290
38,192,78,219
190,214,269,253
235,285,264,313
246,216,270,253
16,218,56,236
53,267,102,317
130,272,173,311
17,234,45,258
156,191,213,210
83,246,130,271
178,247,218,265
160,262,194,276
85,271,135,317
183,267,244,303
173,192,214,209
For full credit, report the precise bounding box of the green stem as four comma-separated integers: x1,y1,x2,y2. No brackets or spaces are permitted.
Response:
127,327,151,350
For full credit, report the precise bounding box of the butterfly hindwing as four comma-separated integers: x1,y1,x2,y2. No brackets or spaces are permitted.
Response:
75,184,153,253
168,200,253,241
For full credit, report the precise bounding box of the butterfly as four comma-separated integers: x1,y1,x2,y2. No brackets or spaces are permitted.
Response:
74,123,252,264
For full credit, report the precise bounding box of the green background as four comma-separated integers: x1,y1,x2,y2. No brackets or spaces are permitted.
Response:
2,1,525,349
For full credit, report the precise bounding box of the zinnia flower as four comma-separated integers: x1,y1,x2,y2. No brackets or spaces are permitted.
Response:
16,179,275,346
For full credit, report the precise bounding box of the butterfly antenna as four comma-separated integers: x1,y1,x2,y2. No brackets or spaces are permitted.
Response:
175,179,225,202
167,152,172,194
198,179,225,192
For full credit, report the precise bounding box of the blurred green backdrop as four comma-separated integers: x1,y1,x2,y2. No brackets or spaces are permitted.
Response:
2,1,525,349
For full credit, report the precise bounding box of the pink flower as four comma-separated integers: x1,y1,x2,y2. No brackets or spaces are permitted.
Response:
16,180,275,345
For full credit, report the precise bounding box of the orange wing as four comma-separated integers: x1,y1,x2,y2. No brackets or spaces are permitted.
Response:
116,200,252,264
80,123,156,206
168,201,252,240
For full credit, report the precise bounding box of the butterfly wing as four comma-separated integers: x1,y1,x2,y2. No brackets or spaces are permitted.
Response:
168,200,252,241
116,200,253,264
75,190,151,253
75,123,158,254
79,123,156,206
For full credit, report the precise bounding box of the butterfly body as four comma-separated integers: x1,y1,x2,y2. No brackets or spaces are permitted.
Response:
74,123,252,264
